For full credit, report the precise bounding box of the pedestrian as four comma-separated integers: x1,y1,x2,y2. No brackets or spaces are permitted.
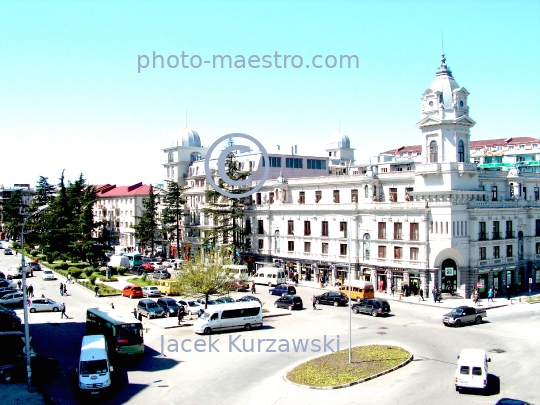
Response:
60,282,64,296
178,304,185,325
60,302,68,319
506,285,511,300
432,287,437,303
41,294,45,298
17,280,22,291
390,284,395,297
67,273,72,284
133,307,137,318
487,288,494,302
312,295,317,310
63,284,68,296
436,287,442,302
15,250,18,256
94,285,99,297
110,303,115,309
419,288,425,301
494,288,497,299
251,281,256,294
28,284,34,298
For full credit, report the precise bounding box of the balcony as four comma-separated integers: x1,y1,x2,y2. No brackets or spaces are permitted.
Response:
478,232,488,241
492,232,501,240
506,231,515,239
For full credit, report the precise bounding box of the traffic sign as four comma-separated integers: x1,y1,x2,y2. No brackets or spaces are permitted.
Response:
476,282,482,288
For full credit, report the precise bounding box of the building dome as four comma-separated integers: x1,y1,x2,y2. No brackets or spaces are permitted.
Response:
172,127,201,147
428,54,460,109
329,132,350,149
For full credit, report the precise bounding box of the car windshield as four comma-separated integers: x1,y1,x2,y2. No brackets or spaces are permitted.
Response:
147,302,159,308
187,301,199,307
451,308,464,316
201,311,210,320
44,271,52,274
80,359,108,375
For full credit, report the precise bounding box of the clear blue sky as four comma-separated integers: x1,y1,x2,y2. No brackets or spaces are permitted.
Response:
1,0,539,188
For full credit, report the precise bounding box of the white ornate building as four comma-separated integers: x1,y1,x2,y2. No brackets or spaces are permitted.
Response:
163,54,540,299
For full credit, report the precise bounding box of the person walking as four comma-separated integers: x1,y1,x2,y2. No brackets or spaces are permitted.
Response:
312,295,317,310
60,303,68,319
28,284,34,298
251,281,256,294
177,304,185,325
390,284,395,297
63,284,68,296
432,287,437,303
17,280,22,291
94,285,99,297
67,273,72,284
487,288,494,302
60,282,64,296
419,288,425,301
110,303,115,309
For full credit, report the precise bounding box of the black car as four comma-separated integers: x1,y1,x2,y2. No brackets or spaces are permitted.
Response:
269,284,296,296
351,298,391,317
28,262,41,271
274,295,303,310
157,297,180,317
314,292,349,307
0,311,22,331
236,295,262,304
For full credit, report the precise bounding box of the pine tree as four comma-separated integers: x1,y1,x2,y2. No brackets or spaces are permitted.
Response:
0,189,26,241
133,185,159,255
161,180,187,259
25,176,56,249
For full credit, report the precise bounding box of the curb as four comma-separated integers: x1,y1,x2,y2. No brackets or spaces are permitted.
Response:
263,311,292,318
284,351,414,390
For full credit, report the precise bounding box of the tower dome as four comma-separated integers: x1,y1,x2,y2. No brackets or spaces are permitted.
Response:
329,132,350,149
428,54,460,109
172,127,201,147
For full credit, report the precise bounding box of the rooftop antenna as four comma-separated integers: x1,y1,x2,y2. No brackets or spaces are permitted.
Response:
441,29,445,55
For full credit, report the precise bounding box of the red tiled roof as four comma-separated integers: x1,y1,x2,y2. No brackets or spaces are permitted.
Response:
380,145,422,155
96,183,152,197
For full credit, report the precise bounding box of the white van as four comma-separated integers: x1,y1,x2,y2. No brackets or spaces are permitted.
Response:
223,264,250,281
77,335,113,394
107,255,130,269
455,349,491,391
193,302,263,335
252,267,286,286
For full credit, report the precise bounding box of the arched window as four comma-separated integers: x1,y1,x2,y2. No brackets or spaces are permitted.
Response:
457,140,465,162
429,140,438,163
168,152,174,163
364,185,369,198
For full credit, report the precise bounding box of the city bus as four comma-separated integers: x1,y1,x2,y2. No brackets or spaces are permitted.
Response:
125,252,143,268
86,307,144,355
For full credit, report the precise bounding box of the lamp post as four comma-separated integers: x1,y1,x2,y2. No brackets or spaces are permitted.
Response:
347,214,361,364
20,204,49,392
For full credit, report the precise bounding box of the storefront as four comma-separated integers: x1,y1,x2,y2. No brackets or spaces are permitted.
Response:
391,269,404,294
361,267,372,282
477,270,489,298
441,258,458,293
376,268,388,293
408,272,421,296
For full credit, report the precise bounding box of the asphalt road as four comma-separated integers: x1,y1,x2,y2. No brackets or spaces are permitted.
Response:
1,250,539,405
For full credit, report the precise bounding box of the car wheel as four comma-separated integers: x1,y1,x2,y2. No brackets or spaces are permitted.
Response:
268,282,272,287
316,300,320,305
352,307,359,314
204,327,212,335
288,305,294,311
244,323,252,331
454,320,462,327
333,301,338,307
371,310,378,317
274,303,278,307
30,308,36,313
475,316,482,325
53,307,59,312
130,294,134,299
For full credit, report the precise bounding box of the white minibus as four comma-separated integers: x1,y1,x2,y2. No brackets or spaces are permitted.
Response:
455,349,491,391
193,302,263,335
77,335,113,394
252,267,286,286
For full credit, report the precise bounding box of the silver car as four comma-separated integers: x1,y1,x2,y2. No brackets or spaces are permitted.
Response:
142,286,162,297
0,291,25,305
28,298,63,313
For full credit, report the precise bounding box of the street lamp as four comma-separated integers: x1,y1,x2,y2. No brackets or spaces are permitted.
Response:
20,204,49,392
347,214,361,363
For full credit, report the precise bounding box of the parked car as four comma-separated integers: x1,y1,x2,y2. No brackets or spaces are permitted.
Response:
0,304,17,317
42,270,56,280
136,299,166,319
269,284,296,296
177,299,203,316
28,262,41,272
122,285,144,299
351,298,391,317
141,263,155,272
4,248,13,255
27,298,62,313
157,297,181,317
150,262,165,270
215,296,236,304
314,292,349,306
0,310,21,331
5,267,24,280
274,295,303,310
442,306,487,327
236,295,262,304
142,286,162,298
149,269,171,280
0,292,25,306
0,289,18,299
0,280,16,289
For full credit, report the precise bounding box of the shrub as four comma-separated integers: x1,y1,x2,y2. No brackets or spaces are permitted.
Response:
11,241,20,249
46,255,55,264
99,267,108,276
88,274,98,285
67,267,83,279
51,251,61,261
141,272,147,282
84,267,94,277
59,262,69,270
30,249,39,256
117,266,126,276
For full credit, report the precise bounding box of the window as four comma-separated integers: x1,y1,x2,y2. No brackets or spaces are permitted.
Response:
506,245,513,257
535,187,540,201
493,245,500,259
364,185,369,198
410,247,419,261
288,241,294,252
267,157,281,167
322,243,329,254
479,222,487,240
378,222,386,239
378,245,386,258
339,221,347,237
492,221,500,239
405,187,413,201
287,220,294,235
536,243,540,254
307,159,327,170
394,222,402,240
304,221,311,236
321,221,329,237
480,185,485,201
315,191,322,203
429,140,438,163
460,366,470,375
389,188,397,202
457,140,465,162
269,192,274,204
168,151,174,163
333,190,340,203
394,246,402,260
491,186,498,201
258,220,264,235
479,247,487,260
340,244,347,255
506,221,513,239
304,242,311,253
245,220,251,234
286,157,303,168
410,223,419,240
536,219,540,237
351,189,358,203
256,193,261,205
298,191,305,204
258,239,264,249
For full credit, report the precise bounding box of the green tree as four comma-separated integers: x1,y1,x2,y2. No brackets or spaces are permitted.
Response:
26,176,56,249
161,180,187,259
203,151,250,261
134,185,159,254
0,189,26,241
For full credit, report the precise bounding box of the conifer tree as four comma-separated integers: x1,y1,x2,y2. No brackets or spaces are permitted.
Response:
161,180,187,258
